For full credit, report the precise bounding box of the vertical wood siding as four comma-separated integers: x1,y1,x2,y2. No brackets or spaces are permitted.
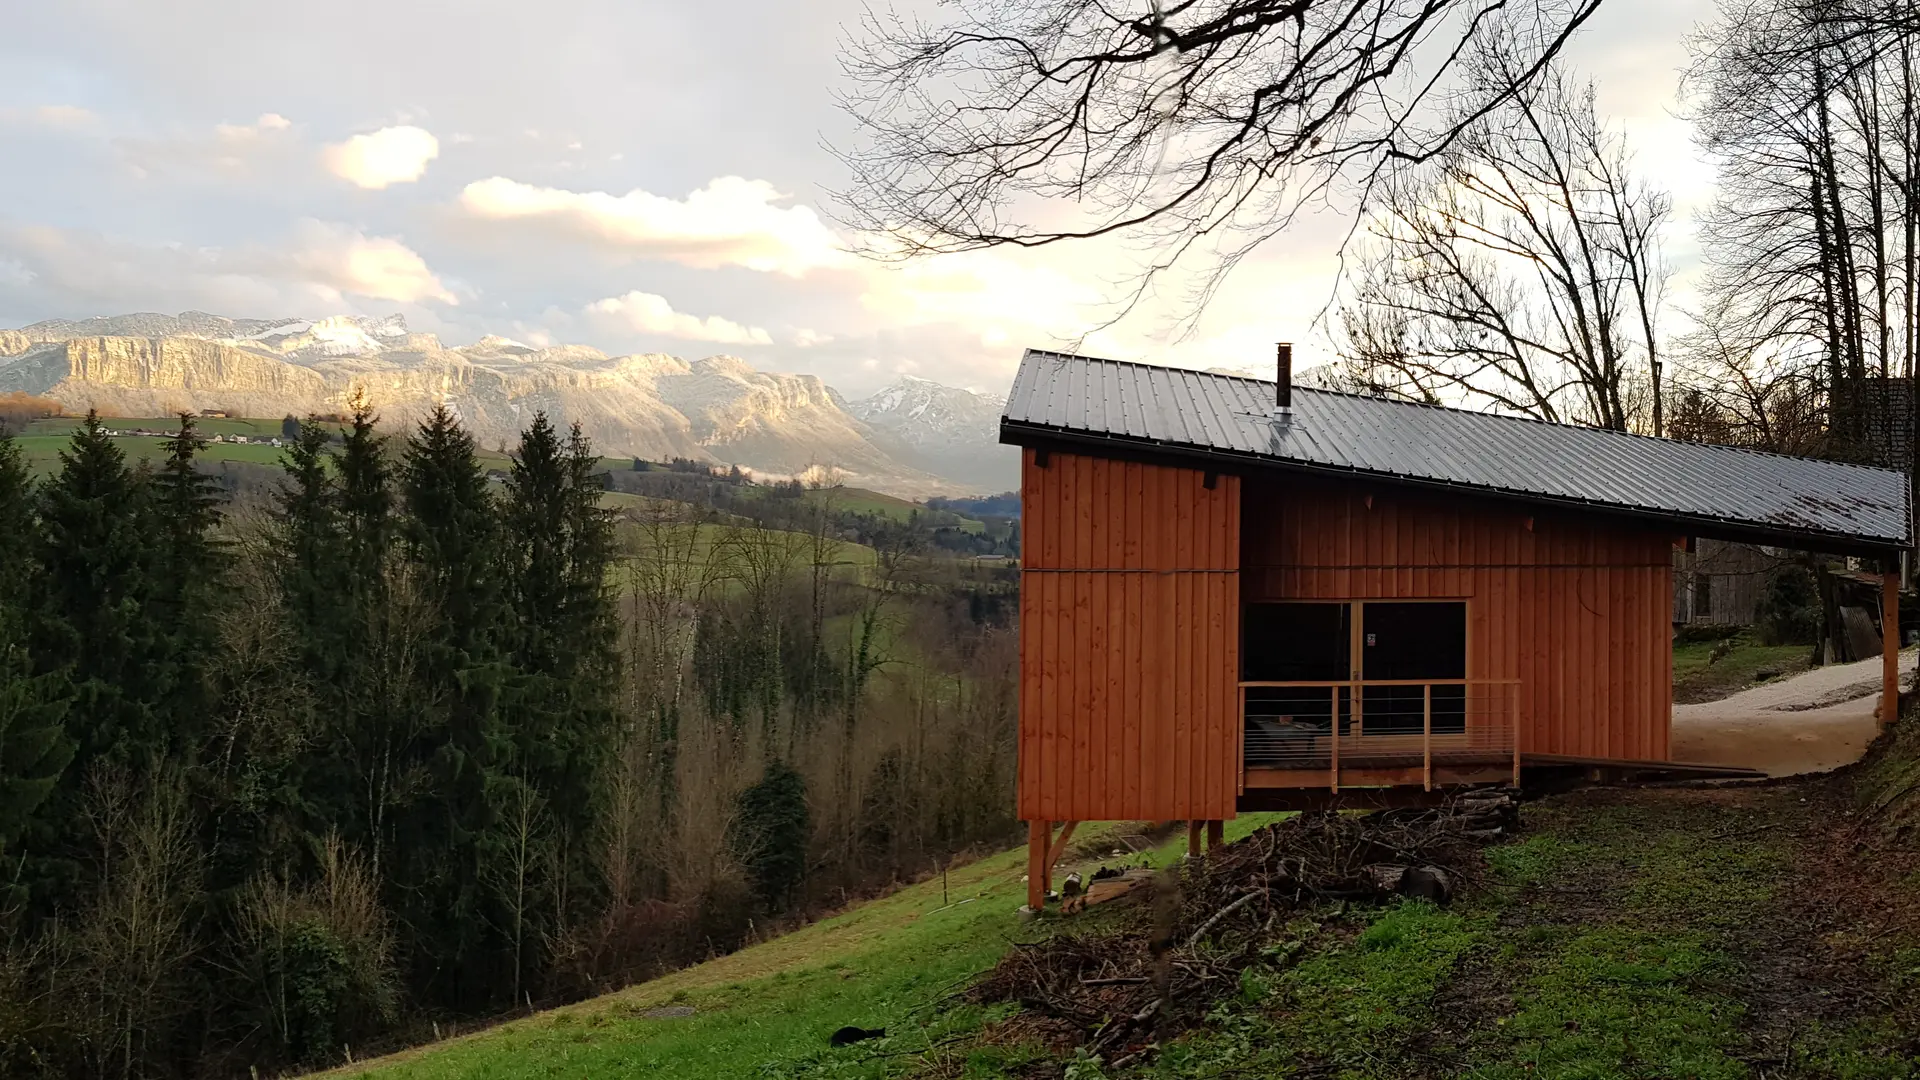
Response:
1018,448,1241,821
1240,477,1675,761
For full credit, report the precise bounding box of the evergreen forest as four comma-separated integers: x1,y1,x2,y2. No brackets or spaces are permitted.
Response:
0,403,1019,1077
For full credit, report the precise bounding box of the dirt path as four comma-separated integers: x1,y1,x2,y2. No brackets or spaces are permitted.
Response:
1671,650,1916,776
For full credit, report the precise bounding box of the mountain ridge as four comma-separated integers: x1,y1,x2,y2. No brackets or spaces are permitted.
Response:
0,311,1019,496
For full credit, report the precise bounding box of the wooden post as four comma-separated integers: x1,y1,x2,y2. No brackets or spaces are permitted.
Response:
1206,819,1225,851
1422,684,1433,791
1328,685,1342,792
1884,570,1901,729
1186,820,1203,859
1046,821,1079,878
1026,820,1049,911
1510,683,1522,787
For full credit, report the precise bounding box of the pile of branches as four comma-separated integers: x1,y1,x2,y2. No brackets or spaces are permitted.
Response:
971,790,1518,1067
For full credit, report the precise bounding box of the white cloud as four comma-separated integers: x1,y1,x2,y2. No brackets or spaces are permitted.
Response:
0,104,101,131
284,221,457,305
0,219,456,313
456,175,848,275
27,104,100,130
583,290,771,345
323,125,440,189
215,112,292,140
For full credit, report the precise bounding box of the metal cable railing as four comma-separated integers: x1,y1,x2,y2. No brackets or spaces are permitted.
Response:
1240,679,1520,791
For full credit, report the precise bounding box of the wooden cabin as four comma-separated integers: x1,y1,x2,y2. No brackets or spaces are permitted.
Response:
1001,348,1911,911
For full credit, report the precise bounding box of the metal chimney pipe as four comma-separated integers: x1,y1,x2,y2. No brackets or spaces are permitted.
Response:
1276,342,1293,410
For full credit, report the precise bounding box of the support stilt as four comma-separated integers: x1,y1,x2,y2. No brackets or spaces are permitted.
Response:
1026,820,1049,911
1186,820,1203,859
1206,819,1225,851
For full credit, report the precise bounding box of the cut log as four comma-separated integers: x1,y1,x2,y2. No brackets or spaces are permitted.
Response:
1397,865,1453,905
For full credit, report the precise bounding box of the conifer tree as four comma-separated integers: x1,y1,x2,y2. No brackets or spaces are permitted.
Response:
26,412,162,897
148,414,226,736
31,411,162,767
338,392,393,584
397,405,512,1003
0,434,70,855
273,419,346,651
500,415,619,930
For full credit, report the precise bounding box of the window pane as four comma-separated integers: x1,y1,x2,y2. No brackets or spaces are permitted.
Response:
1242,603,1349,681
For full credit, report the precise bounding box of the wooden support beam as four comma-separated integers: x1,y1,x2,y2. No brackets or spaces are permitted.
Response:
1206,819,1225,851
1186,820,1203,859
1026,820,1049,911
1045,821,1079,877
1885,571,1901,729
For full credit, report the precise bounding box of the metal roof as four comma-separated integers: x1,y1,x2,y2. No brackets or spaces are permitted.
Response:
1001,350,1911,551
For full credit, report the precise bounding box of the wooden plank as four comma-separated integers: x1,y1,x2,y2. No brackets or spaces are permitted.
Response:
1174,571,1193,817
1102,468,1124,813
1046,820,1079,874
1070,569,1089,819
1886,571,1901,728
1039,571,1059,821
1027,820,1049,911
1123,568,1142,817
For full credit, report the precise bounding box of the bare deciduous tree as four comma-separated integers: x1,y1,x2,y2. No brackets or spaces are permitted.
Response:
837,0,1606,316
1335,44,1671,431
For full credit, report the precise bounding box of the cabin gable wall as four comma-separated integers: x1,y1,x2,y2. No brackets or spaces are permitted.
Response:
1017,448,1241,821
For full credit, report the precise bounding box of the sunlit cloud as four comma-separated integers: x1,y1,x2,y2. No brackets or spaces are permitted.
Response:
582,290,771,345
323,125,440,189
456,175,849,275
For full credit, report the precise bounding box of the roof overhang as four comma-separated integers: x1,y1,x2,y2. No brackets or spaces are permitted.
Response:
1002,420,1911,559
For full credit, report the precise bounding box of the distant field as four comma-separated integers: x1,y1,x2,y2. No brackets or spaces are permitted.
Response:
23,415,288,438
14,433,288,474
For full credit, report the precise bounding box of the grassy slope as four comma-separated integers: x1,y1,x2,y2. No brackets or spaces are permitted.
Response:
334,818,1286,1080
1071,786,1919,1080
1672,632,1811,704
337,782,1920,1080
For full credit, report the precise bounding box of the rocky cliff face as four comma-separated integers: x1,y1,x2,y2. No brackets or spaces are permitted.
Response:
0,311,1009,495
1,337,334,419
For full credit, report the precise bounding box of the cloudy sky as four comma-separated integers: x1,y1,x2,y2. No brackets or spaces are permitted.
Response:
0,0,1713,397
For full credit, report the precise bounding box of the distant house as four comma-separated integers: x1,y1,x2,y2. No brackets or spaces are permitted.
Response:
1672,539,1780,627
199,409,230,419
1000,347,1910,911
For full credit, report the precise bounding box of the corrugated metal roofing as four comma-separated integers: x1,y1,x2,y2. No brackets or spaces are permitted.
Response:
1001,349,1911,550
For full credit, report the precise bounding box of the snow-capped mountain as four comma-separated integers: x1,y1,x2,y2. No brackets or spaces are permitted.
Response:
847,375,1017,492
0,311,1014,496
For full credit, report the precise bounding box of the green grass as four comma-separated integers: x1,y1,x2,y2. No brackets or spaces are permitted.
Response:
1672,631,1810,703
338,817,1286,1080
23,415,288,438
325,786,1920,1080
735,484,987,533
16,432,289,473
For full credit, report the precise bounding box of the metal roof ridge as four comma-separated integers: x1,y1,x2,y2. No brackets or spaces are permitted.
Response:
1012,347,1907,481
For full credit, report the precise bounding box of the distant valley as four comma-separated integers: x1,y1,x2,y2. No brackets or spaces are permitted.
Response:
0,311,1018,496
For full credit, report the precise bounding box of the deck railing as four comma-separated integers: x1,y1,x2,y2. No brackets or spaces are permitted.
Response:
1239,679,1521,791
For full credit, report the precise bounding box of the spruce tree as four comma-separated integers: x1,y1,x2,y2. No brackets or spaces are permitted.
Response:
149,414,226,736
31,411,162,765
0,434,70,856
397,405,512,1003
338,393,393,584
273,418,346,649
26,412,162,898
500,415,618,927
